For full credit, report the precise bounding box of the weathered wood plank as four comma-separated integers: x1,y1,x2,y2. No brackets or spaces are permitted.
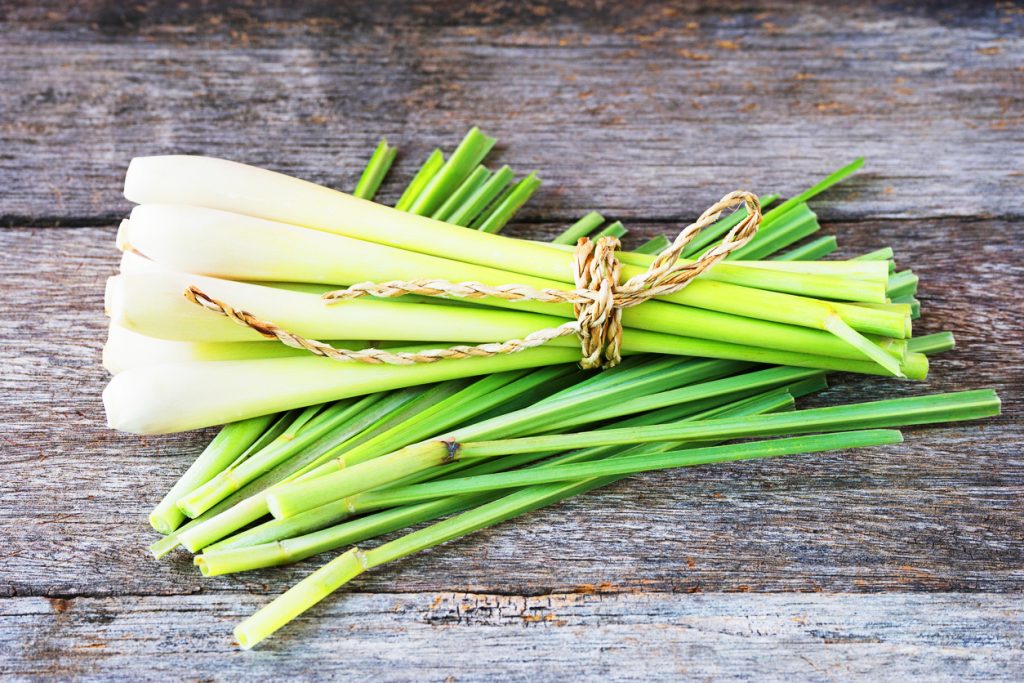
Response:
1,223,1020,598
2,592,1021,680
0,1,1021,224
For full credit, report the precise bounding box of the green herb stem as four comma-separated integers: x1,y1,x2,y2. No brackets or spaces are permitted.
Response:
353,138,397,200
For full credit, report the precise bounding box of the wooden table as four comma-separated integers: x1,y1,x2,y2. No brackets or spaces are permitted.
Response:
2,1,1021,679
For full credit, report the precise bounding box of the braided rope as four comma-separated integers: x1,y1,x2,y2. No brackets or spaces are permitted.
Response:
186,190,761,369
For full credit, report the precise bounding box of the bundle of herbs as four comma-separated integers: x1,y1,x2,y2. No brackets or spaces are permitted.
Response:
102,129,998,648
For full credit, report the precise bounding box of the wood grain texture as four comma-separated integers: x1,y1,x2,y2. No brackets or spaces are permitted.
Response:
1,0,1022,678
2,592,1022,681
0,1,1022,224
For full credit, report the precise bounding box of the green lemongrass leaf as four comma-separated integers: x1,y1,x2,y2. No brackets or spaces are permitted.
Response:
394,149,443,211
353,138,397,200
553,211,605,245
149,414,276,534
822,315,904,377
475,172,542,233
681,193,780,257
263,384,974,529
892,295,921,320
906,331,955,355
593,220,626,239
409,128,497,216
266,386,997,520
728,205,820,261
457,389,999,459
773,235,839,261
633,234,670,254
766,158,864,220
887,269,919,299
447,165,514,226
206,384,795,570
431,166,491,221
853,247,895,262
307,430,905,507
234,422,897,648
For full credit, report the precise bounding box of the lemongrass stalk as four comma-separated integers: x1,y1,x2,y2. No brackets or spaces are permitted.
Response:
633,234,670,254
593,220,626,239
353,138,397,200
691,156,864,260
213,379,827,558
151,134,531,523
274,357,742,486
290,384,808,562
122,155,859,293
265,388,997,518
447,165,514,226
474,172,541,233
853,247,895,262
680,193,780,257
764,158,864,223
175,377,479,518
608,247,889,289
311,430,907,512
108,270,902,367
104,343,579,435
177,361,660,553
431,166,491,221
109,333,927,436
408,128,496,216
607,251,890,302
118,248,163,274
892,295,921,320
887,270,919,299
728,205,820,260
727,260,887,281
456,389,998,457
103,324,363,373
253,367,803,519
394,149,444,211
251,356,733,494
207,385,795,570
176,401,346,517
469,181,515,226
107,270,575,344
221,379,817,580
194,391,776,569
207,380,803,555
148,414,276,534
541,366,821,431
907,331,955,355
173,388,438,553
200,494,493,579
774,236,838,261
235,430,897,649
122,203,904,339
553,212,604,245
693,201,815,263
171,365,578,557
290,367,576,481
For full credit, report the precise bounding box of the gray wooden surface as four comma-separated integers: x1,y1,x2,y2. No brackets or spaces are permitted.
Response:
1,1,1022,680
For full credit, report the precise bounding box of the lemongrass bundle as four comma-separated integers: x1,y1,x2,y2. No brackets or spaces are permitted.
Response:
112,130,998,652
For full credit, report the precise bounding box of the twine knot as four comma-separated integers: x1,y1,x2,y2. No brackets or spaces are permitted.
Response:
185,190,762,369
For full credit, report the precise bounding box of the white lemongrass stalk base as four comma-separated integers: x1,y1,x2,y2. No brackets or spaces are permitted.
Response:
103,346,579,435
103,324,361,374
105,270,573,344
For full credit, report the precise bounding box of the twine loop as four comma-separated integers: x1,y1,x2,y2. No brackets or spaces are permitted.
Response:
185,190,761,369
